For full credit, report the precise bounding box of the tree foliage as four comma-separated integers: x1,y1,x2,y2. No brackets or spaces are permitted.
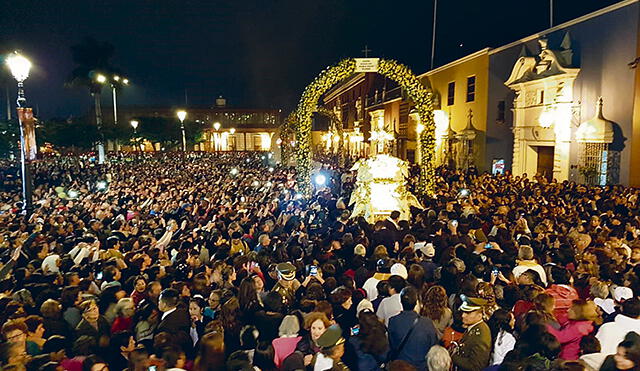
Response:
127,117,205,150
37,118,99,150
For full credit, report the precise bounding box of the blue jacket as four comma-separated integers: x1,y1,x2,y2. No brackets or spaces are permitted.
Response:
388,311,438,371
347,335,389,371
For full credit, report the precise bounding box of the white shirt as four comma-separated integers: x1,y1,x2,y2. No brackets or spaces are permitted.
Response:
580,353,608,371
190,326,199,346
596,314,640,354
377,293,402,326
314,353,334,371
363,273,390,302
491,330,516,365
161,307,177,321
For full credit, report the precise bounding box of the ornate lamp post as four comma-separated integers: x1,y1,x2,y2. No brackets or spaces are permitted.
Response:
177,110,187,151
6,52,35,213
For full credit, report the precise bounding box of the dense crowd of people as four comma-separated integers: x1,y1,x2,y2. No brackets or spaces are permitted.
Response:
0,151,639,371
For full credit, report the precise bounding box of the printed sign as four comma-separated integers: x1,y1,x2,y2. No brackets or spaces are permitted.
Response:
355,58,379,73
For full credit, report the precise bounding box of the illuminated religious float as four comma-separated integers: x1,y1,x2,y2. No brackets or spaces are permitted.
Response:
349,118,422,223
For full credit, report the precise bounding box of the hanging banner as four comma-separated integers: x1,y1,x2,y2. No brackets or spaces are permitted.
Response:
355,58,379,73
17,107,37,161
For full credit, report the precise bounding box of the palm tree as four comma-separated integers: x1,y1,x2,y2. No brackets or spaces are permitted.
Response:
67,37,121,163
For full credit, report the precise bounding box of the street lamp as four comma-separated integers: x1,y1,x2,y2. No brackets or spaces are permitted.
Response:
6,51,33,213
177,110,187,151
130,120,139,152
110,75,129,128
213,122,221,151
93,73,108,163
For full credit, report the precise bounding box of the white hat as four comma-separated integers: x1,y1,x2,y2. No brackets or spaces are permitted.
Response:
357,299,374,316
614,286,633,302
390,263,408,279
415,242,435,258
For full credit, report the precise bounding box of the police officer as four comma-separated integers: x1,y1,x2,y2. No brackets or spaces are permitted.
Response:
451,296,491,371
315,324,349,371
272,262,300,308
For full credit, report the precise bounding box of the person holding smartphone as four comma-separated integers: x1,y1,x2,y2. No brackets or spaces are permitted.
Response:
346,311,389,370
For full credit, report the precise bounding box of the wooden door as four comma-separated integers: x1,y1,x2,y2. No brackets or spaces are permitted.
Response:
536,146,555,181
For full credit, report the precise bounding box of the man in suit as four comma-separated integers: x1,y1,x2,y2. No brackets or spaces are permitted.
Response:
451,296,491,371
156,288,191,350
388,286,438,371
383,210,401,243
371,221,396,254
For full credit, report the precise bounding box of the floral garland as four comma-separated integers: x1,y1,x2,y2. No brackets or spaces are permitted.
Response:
280,113,297,166
294,58,435,196
315,106,344,167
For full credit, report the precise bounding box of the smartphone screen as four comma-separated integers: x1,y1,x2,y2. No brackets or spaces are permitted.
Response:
350,325,360,336
309,265,318,276
485,243,492,249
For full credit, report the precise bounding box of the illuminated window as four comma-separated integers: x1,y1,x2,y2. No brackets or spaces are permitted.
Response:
466,76,475,102
447,82,455,106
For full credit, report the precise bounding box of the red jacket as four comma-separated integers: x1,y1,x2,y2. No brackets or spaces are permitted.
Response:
547,320,594,360
513,300,534,319
111,316,133,334
546,285,579,326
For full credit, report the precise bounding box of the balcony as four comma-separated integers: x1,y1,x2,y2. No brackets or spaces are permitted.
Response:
365,86,403,108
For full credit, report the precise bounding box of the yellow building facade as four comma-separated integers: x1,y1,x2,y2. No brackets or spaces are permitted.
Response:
419,48,490,171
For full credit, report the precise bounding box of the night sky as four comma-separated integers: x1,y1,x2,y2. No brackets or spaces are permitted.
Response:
0,0,622,119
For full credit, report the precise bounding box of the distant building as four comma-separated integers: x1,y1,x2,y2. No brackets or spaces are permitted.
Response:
112,103,282,151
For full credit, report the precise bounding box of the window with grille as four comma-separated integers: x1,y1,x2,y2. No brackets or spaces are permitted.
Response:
580,143,608,185
466,76,476,102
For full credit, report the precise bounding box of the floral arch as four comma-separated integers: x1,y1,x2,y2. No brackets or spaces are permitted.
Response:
294,58,435,196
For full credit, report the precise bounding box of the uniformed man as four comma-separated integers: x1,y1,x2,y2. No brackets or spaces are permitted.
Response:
272,262,300,308
451,296,491,371
315,324,349,371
